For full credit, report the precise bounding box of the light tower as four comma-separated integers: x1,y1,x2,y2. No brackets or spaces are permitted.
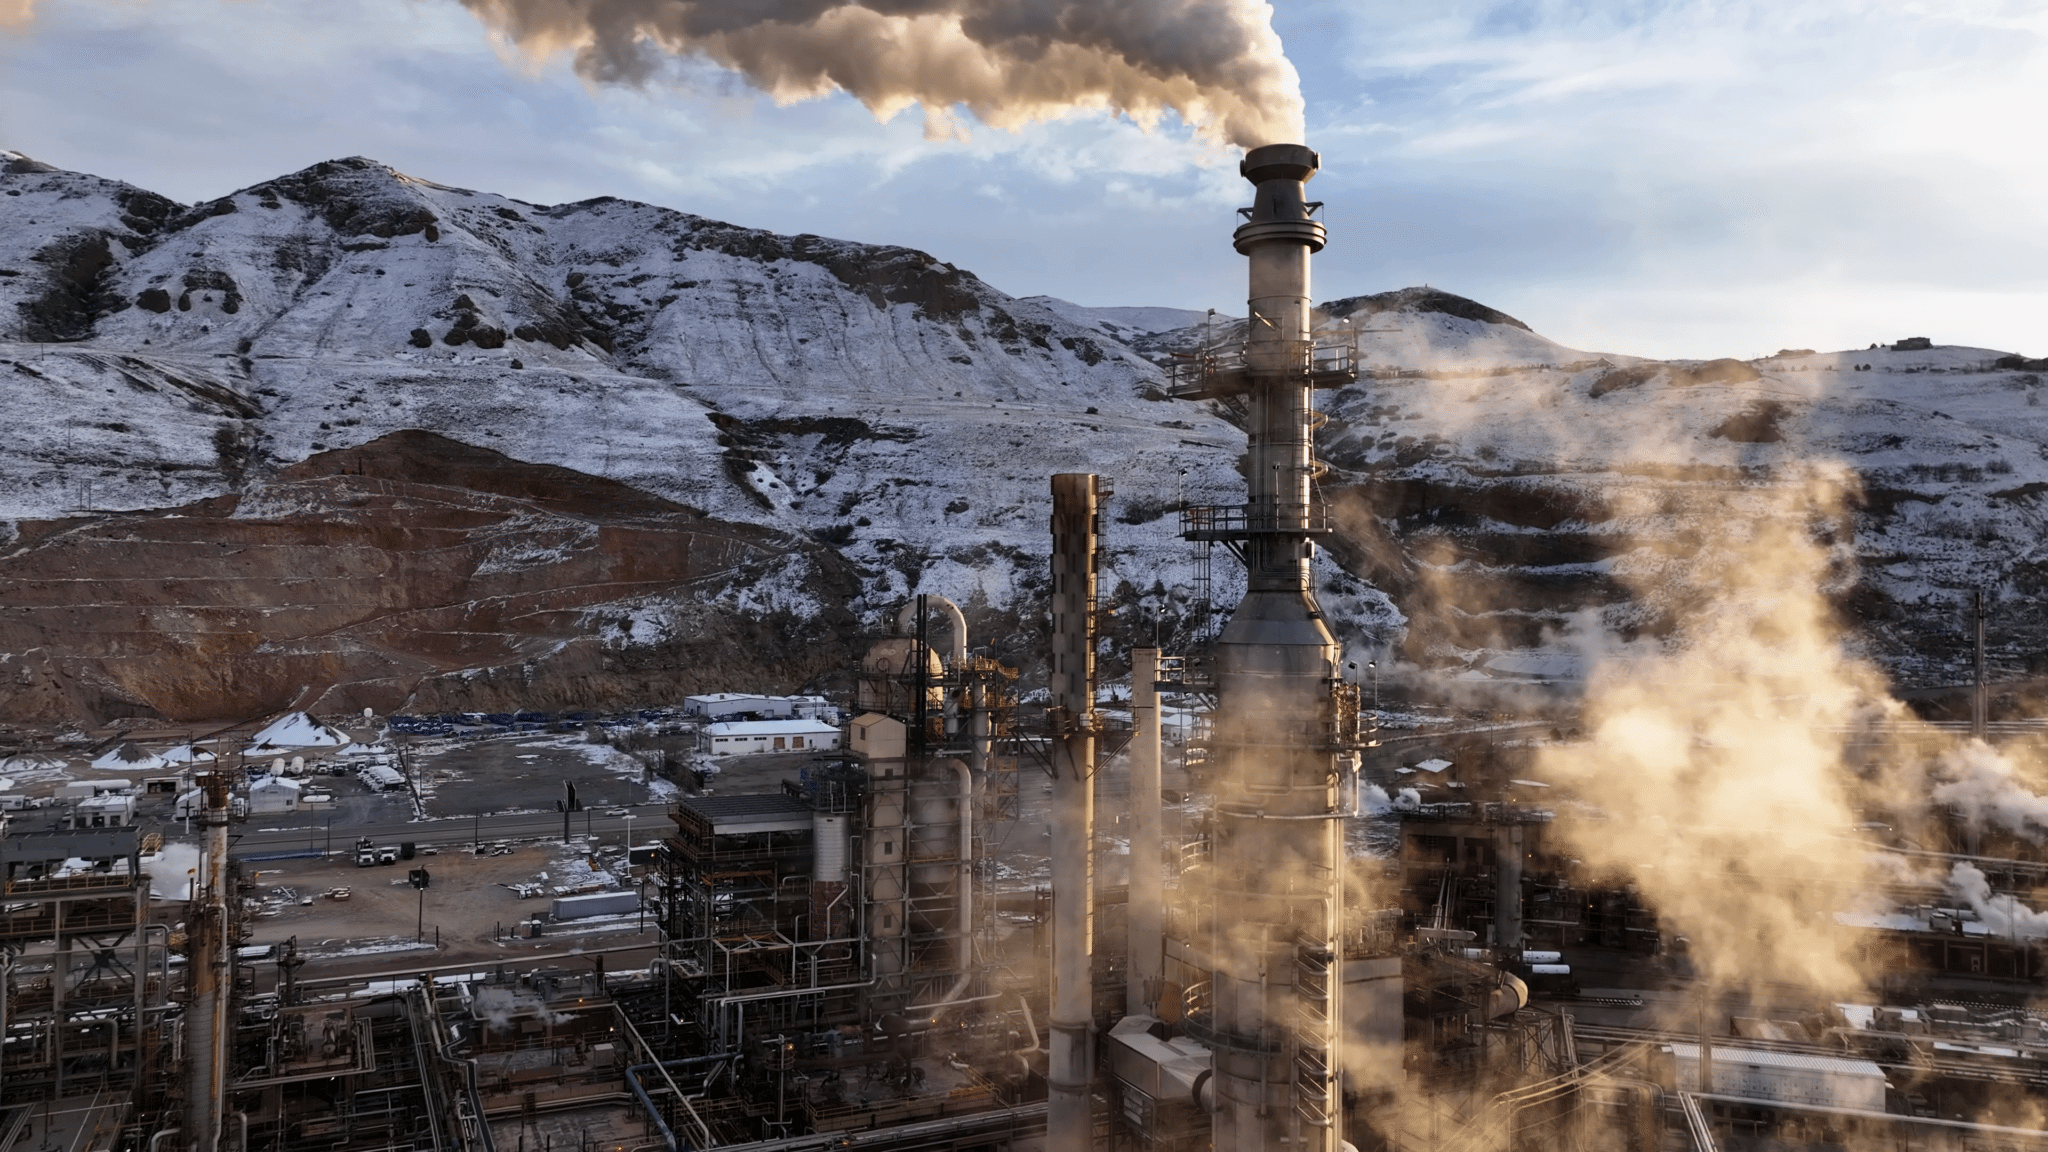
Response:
1180,143,1361,1152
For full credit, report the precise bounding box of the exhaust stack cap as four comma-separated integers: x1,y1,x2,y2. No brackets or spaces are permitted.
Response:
1240,143,1319,185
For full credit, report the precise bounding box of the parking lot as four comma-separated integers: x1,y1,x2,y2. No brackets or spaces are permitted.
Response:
240,833,658,966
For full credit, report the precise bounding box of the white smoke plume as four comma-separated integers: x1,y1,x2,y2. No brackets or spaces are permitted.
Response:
1947,862,2048,940
1931,739,2048,844
1533,466,1894,995
456,0,1306,145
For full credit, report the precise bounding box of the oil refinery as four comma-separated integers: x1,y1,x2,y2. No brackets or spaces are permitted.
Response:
4,143,2048,1152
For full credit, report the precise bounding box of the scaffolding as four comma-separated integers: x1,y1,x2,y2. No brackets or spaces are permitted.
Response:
0,828,170,1114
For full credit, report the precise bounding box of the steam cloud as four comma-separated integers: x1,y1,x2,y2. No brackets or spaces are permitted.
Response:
1947,862,2048,940
1533,467,1893,996
1931,740,2048,844
456,0,1305,145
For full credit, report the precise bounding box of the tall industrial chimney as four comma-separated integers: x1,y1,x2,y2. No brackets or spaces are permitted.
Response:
1184,143,1356,1152
1046,473,1103,1152
186,770,233,1152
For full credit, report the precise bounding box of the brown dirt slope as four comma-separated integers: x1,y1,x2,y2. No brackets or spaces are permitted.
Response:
0,431,861,723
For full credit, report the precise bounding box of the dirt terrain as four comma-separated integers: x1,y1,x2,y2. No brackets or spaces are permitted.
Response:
0,431,862,725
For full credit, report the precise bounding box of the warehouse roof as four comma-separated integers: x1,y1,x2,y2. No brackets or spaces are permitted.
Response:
703,719,840,737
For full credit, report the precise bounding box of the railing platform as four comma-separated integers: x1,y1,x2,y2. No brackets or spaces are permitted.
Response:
1181,503,1333,540
1165,335,1360,398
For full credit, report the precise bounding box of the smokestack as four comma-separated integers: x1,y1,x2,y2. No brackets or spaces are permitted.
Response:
1047,473,1103,1152
1128,646,1164,1016
186,770,233,1152
1186,143,1351,1152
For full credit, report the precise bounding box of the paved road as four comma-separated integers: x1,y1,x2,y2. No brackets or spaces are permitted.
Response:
221,803,672,859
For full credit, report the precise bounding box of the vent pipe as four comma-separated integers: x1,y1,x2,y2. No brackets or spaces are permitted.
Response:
1046,473,1102,1152
187,771,233,1152
1128,646,1164,1016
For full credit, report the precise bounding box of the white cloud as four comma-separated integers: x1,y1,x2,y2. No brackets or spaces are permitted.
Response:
1296,0,2048,355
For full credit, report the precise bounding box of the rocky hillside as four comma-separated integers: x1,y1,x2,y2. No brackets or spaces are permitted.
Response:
3,150,2045,724
0,431,864,722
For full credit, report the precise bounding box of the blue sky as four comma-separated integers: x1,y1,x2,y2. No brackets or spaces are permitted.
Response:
3,0,2043,358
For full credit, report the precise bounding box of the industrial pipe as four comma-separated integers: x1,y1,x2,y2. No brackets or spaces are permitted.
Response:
1494,823,1525,951
624,1054,736,1152
895,596,968,672
969,677,992,778
1128,647,1164,1017
187,772,233,1152
1046,473,1102,1152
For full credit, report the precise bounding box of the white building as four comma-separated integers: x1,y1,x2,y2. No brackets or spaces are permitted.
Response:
248,776,302,814
68,793,136,828
699,719,842,756
683,694,833,721
57,780,132,800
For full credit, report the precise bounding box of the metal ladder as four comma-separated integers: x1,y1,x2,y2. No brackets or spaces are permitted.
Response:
1292,941,1338,1131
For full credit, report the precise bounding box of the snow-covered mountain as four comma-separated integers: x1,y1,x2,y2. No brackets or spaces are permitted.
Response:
2,150,2043,724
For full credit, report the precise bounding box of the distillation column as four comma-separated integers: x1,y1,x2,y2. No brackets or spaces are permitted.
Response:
1204,144,1346,1152
1047,473,1102,1152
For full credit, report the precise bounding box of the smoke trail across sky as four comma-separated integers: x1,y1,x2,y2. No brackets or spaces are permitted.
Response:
454,0,1304,145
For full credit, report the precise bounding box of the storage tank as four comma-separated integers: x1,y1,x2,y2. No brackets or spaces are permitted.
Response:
811,813,852,940
812,813,849,883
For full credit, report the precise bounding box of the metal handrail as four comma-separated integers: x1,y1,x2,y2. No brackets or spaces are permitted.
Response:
1180,502,1331,537
1179,981,1280,1054
1166,333,1359,395
3,872,138,895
